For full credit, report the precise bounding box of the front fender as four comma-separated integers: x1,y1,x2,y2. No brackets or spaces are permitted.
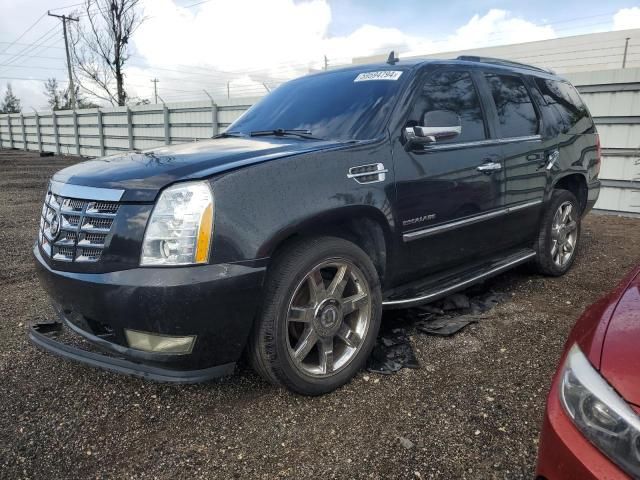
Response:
208,141,395,264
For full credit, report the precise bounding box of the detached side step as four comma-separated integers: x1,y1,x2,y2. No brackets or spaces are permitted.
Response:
382,248,536,309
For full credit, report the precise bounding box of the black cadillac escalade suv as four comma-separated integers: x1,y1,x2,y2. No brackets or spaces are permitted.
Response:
31,56,601,395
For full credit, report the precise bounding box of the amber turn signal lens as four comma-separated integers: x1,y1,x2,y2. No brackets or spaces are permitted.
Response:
195,202,213,264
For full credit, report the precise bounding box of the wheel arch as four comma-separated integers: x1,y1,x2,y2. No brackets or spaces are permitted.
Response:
258,206,393,284
552,172,588,215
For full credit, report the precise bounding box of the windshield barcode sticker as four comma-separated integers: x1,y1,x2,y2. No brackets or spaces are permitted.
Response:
354,71,403,82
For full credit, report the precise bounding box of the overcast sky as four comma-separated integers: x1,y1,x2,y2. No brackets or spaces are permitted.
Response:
1,0,640,110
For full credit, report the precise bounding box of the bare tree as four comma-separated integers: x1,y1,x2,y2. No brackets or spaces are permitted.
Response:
70,0,143,106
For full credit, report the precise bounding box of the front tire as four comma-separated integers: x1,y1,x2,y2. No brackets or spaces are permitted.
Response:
534,189,581,276
248,237,382,395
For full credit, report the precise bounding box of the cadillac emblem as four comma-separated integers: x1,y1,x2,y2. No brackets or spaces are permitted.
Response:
49,212,61,239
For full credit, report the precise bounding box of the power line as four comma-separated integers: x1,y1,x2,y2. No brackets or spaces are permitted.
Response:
48,1,85,12
0,75,68,82
0,25,62,68
0,52,65,61
0,64,66,70
0,13,47,55
0,41,64,50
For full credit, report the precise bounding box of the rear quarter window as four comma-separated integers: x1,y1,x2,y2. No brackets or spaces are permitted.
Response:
534,78,591,133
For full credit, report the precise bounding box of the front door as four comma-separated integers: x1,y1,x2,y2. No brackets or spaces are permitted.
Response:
392,68,508,283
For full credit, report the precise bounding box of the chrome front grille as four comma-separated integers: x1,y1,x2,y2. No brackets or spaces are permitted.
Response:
39,188,119,263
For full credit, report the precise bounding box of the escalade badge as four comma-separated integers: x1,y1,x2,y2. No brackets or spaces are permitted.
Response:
403,214,436,227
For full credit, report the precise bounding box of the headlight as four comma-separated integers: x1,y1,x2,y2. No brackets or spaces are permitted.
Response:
141,181,214,266
560,344,640,477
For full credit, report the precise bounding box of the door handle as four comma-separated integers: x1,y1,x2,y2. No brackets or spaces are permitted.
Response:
477,162,502,173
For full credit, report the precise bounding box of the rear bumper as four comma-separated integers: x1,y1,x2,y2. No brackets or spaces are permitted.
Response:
536,370,626,480
584,179,600,216
32,245,266,377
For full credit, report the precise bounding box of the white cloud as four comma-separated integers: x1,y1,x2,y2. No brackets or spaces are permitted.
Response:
5,1,615,109
126,3,559,103
440,9,555,52
613,7,640,31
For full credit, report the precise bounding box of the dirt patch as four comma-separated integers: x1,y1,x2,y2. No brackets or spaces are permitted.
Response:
1,149,639,479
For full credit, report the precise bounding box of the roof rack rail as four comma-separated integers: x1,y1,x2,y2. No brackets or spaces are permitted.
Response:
456,55,555,74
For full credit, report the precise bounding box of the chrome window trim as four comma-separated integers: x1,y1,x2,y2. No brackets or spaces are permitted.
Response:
497,134,542,145
382,251,537,306
403,199,542,242
424,134,542,151
50,180,124,202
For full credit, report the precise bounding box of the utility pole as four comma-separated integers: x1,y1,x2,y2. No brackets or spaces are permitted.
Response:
151,78,159,103
227,81,230,100
623,37,631,69
48,11,79,109
324,55,328,71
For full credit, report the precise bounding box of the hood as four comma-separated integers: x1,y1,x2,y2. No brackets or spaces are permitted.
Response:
53,137,350,202
599,266,640,407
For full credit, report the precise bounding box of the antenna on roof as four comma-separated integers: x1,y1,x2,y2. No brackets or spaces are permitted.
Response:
386,50,399,65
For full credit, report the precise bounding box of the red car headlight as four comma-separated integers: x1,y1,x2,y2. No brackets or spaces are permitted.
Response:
560,344,640,478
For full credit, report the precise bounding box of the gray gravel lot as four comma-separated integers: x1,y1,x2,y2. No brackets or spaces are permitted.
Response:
1,149,639,479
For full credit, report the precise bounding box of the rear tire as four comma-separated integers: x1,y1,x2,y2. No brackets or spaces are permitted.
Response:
534,189,581,276
247,237,382,395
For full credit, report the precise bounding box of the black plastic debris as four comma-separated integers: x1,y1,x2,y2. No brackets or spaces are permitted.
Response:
469,291,507,314
367,327,419,374
415,315,477,336
367,289,505,374
442,293,470,311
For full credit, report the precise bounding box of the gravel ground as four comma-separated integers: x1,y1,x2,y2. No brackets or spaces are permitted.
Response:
1,149,639,479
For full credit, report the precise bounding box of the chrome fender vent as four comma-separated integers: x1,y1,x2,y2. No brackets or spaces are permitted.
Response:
347,163,388,184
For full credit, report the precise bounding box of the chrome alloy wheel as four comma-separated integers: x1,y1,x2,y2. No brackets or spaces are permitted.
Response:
551,201,578,267
285,260,372,378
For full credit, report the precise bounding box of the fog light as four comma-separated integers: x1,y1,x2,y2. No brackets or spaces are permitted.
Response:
125,329,196,354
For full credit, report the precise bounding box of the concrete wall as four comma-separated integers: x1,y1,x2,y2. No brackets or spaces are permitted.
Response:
1,66,638,214
353,28,640,74
566,68,640,214
0,97,259,157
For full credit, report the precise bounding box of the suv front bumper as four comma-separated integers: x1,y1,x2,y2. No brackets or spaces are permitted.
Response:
32,245,266,382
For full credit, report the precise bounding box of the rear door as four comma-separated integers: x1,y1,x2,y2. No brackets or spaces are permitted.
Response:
392,67,509,282
479,71,549,247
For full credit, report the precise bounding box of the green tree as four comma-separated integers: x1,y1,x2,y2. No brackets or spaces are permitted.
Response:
0,84,21,113
44,78,98,110
44,78,62,110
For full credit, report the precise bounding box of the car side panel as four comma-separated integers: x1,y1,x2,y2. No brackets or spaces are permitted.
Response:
537,80,600,210
208,140,398,269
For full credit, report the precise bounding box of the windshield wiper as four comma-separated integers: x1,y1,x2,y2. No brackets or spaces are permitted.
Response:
249,129,323,140
214,131,248,139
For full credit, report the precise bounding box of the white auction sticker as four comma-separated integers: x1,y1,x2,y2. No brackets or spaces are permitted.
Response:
354,71,403,82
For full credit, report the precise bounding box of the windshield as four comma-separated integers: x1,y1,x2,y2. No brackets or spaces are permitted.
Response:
227,68,407,141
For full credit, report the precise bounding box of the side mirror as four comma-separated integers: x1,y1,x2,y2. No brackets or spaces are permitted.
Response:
404,110,461,150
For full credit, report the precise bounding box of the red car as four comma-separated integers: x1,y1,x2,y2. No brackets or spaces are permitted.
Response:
537,264,640,479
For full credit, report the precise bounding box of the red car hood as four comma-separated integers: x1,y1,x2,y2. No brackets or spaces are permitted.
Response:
599,268,640,407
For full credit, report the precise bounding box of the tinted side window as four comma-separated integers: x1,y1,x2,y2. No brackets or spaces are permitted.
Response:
534,78,590,133
485,74,539,138
413,71,486,143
